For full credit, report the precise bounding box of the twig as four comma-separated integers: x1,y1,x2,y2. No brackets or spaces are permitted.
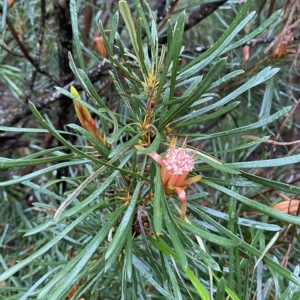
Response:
157,0,179,32
184,0,227,31
0,43,24,58
242,135,300,146
267,142,300,178
269,98,300,159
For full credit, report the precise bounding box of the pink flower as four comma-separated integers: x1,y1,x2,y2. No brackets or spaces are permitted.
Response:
148,138,202,219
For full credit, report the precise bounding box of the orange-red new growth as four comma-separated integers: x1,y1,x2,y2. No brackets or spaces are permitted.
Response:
70,86,105,145
94,36,107,59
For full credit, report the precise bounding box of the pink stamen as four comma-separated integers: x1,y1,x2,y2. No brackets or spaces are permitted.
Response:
164,148,195,176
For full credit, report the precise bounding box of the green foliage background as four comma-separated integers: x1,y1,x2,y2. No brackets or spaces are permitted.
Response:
0,0,300,299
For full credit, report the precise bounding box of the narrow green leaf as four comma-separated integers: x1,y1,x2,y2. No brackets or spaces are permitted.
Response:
28,101,100,163
125,233,133,282
201,179,300,226
67,124,109,158
135,130,161,154
188,67,280,125
24,220,56,236
280,265,300,300
136,17,148,75
25,0,34,25
168,12,185,101
212,136,271,154
216,277,226,300
160,58,227,129
173,101,240,128
104,158,147,269
191,106,291,141
1,0,8,29
153,164,163,234
156,11,185,101
227,153,300,169
221,9,282,54
228,196,237,290
109,12,119,52
38,207,124,299
195,151,240,174
259,76,274,119
70,0,86,71
77,69,110,109
0,153,74,169
132,255,177,300
240,171,300,195
109,134,140,158
163,256,183,300
132,0,155,53
0,159,88,187
179,0,255,79
195,205,281,232
119,0,141,64
0,205,96,282
0,125,50,133
175,217,240,248
162,194,188,269
209,70,244,90
149,237,210,300
185,268,210,300
195,206,300,286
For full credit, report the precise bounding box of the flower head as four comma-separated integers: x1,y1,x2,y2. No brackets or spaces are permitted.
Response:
147,138,202,219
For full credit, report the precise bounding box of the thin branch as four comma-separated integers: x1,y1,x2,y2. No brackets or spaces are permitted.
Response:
270,97,300,158
5,15,60,85
0,62,111,127
242,135,300,146
6,17,35,65
158,0,227,44
0,43,24,58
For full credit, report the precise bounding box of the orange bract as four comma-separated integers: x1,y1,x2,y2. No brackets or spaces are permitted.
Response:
272,200,300,215
70,86,105,145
